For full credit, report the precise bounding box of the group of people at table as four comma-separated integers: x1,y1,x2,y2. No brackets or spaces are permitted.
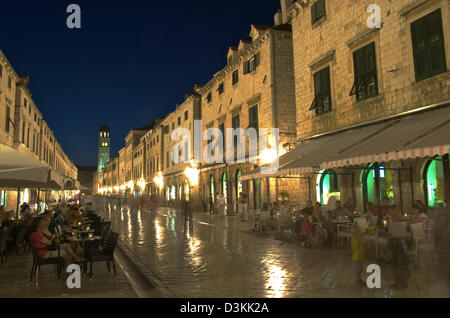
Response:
1,202,95,271
253,197,430,245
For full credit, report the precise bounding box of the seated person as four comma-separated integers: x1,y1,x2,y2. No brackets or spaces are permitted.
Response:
379,199,391,218
312,202,324,224
54,209,66,227
42,211,57,234
409,204,428,226
301,201,314,217
1,211,16,230
30,217,84,268
333,201,351,220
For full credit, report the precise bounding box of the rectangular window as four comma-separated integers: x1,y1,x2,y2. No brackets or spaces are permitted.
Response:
350,42,378,101
156,157,159,171
244,53,260,75
184,111,188,121
311,0,326,24
411,9,447,82
219,122,225,150
232,70,239,85
218,82,224,95
178,117,181,126
0,64,2,78
27,128,30,147
166,152,170,168
5,106,10,133
206,92,212,103
232,114,240,148
24,98,27,109
248,105,259,134
8,76,12,89
310,67,332,115
172,122,175,130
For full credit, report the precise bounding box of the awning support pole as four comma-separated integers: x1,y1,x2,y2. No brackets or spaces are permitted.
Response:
16,187,20,221
308,176,311,202
351,171,356,209
409,168,415,206
398,170,404,213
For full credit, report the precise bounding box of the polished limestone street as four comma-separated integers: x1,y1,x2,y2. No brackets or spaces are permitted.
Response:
94,198,449,298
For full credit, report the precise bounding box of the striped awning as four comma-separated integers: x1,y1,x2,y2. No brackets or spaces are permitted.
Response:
240,106,450,181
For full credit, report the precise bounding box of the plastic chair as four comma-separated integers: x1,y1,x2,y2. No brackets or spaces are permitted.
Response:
411,223,436,265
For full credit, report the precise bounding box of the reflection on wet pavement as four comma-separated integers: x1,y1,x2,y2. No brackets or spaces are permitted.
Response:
97,199,449,298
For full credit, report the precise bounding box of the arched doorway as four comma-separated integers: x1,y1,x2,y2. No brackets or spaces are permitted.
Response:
185,183,190,201
362,163,394,210
423,156,446,208
170,186,176,201
317,169,340,205
236,170,243,200
253,179,261,210
222,172,227,203
210,175,215,203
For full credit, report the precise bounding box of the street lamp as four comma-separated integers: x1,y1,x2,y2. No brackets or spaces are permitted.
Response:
154,172,164,189
185,160,200,186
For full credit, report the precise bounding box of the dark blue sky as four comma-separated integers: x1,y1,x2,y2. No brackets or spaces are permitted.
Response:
0,0,280,166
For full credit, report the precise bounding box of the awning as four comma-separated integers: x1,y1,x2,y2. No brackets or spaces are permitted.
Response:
322,106,450,169
0,144,64,189
241,106,450,181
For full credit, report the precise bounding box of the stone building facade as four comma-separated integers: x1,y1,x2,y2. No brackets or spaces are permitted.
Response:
196,23,297,213
275,0,450,211
0,49,78,212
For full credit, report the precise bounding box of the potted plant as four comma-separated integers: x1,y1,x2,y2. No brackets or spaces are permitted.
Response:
280,191,289,201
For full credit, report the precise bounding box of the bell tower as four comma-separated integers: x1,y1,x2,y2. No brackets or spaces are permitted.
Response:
98,125,110,172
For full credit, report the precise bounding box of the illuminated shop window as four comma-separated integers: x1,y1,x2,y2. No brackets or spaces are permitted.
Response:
424,156,446,208
317,170,340,205
362,163,394,208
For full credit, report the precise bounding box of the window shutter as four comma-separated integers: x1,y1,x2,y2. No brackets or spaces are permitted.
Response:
317,0,326,19
321,67,331,113
311,2,317,24
243,61,250,74
427,10,446,74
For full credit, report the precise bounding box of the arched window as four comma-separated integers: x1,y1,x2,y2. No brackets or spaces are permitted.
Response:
170,186,176,200
222,173,227,204
185,183,190,201
236,170,243,199
362,163,394,209
317,170,340,205
210,175,215,203
424,156,446,208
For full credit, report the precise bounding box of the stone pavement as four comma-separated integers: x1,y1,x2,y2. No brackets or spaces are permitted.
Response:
96,198,450,298
0,243,137,298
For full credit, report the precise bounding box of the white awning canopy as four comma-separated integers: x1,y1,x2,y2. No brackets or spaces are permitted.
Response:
241,106,450,181
0,144,64,189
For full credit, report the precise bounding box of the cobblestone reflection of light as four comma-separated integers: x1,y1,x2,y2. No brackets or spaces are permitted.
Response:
137,210,144,242
263,258,287,298
186,232,203,269
154,218,165,259
127,208,132,241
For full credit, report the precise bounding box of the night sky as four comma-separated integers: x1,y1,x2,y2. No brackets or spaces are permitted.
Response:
0,0,280,166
